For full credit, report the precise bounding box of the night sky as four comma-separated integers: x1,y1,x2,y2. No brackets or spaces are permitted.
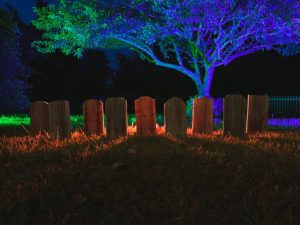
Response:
0,0,299,114
0,0,59,24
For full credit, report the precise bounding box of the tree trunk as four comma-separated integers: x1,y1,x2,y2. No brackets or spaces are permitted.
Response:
194,66,214,97
202,66,214,97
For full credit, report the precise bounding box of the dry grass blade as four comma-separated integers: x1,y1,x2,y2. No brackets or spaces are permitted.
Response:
0,124,300,225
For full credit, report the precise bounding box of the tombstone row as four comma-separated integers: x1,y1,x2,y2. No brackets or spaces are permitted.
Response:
30,95,268,139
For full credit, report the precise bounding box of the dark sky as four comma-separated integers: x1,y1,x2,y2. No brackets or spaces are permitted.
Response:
0,0,58,24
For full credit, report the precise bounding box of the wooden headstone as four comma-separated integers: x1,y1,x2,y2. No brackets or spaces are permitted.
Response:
192,97,213,134
246,95,269,134
48,100,71,139
223,95,246,137
105,97,127,139
30,101,49,135
164,97,187,138
83,99,104,136
134,96,156,135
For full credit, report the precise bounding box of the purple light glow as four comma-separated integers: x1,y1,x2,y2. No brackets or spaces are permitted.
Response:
268,118,300,128
204,118,300,129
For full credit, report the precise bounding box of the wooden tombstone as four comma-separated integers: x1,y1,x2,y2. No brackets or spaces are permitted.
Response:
48,100,71,139
105,97,127,139
223,95,246,137
192,97,213,134
134,96,156,135
30,101,49,135
164,97,187,138
246,95,269,134
83,99,104,136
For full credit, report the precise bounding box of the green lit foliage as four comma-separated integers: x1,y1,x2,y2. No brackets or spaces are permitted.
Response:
0,114,30,126
31,0,132,57
32,0,101,58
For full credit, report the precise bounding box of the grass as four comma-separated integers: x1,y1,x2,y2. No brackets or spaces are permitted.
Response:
0,114,300,225
0,113,225,137
0,113,299,137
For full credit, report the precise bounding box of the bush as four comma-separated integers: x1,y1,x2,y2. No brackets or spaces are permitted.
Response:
186,95,223,119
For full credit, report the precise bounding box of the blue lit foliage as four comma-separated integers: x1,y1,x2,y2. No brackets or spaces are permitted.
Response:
277,42,300,56
31,0,299,116
0,8,31,113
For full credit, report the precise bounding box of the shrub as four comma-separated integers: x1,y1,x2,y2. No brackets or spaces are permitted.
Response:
186,95,223,119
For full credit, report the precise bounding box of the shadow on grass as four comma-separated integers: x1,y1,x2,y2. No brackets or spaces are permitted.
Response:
1,132,300,225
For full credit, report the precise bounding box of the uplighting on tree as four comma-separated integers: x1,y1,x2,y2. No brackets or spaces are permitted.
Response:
31,0,300,116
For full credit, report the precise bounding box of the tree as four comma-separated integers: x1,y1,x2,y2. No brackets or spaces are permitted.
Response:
31,0,299,114
36,0,48,9
0,7,31,113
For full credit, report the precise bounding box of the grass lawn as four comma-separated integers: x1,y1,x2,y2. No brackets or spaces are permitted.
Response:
0,114,300,225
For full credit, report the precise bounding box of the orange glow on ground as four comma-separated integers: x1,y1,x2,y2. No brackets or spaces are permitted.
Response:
0,124,299,155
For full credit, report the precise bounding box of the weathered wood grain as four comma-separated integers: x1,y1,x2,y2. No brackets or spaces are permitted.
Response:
48,100,71,139
83,99,104,136
192,97,213,134
105,97,127,139
223,95,246,137
246,95,269,134
134,96,156,135
30,101,49,135
164,97,187,138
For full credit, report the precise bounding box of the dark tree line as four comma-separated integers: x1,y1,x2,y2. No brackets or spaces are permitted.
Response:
0,6,31,113
0,1,115,113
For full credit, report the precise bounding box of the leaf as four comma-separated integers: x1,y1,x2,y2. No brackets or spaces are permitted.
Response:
101,23,108,29
128,148,137,154
71,194,87,204
111,162,124,170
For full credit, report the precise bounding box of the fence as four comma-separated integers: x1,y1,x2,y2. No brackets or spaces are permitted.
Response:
30,95,269,139
269,96,300,117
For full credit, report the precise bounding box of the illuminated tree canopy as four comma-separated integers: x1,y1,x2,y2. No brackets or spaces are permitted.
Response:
31,0,299,98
